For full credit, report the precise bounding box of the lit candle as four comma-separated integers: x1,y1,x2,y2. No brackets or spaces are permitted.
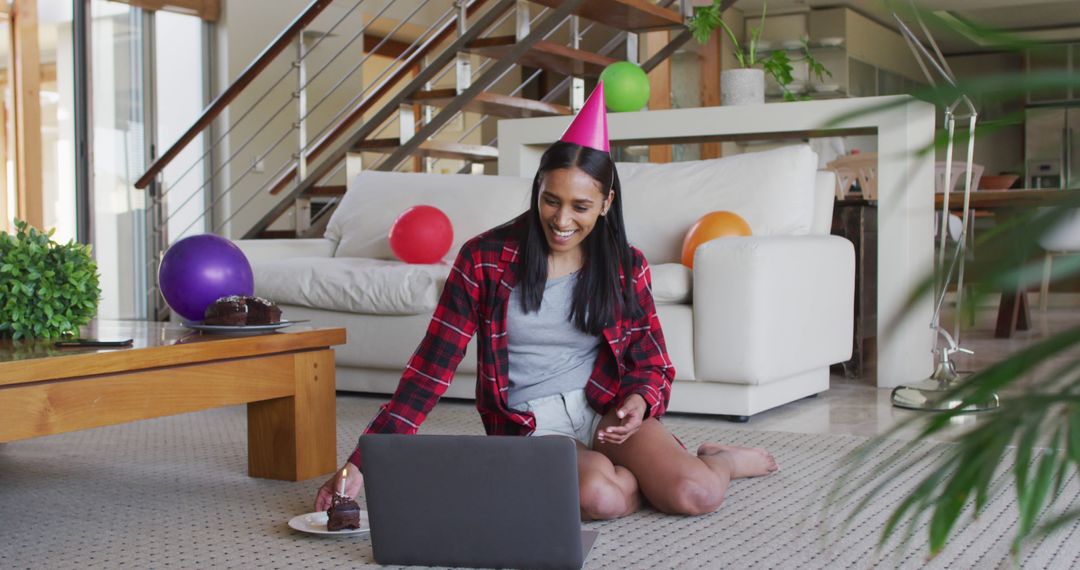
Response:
338,468,347,496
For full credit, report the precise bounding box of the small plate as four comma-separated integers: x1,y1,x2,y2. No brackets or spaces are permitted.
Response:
818,36,844,47
780,39,805,50
814,83,841,93
288,510,370,536
182,320,302,335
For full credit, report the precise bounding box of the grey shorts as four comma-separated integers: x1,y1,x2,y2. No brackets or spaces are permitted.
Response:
517,389,603,449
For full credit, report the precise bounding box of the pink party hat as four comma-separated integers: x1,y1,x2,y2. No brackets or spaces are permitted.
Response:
560,82,609,153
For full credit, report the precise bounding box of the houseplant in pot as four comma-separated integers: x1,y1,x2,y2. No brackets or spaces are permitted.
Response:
688,0,830,104
0,220,101,339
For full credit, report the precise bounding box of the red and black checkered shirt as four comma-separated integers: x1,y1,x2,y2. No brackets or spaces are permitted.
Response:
347,215,675,469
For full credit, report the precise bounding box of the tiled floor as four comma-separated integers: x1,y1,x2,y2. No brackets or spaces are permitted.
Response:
696,300,1080,443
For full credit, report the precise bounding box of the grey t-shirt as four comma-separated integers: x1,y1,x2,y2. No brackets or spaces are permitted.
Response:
506,271,602,408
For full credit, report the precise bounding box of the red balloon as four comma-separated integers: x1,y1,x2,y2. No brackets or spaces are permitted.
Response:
389,205,454,264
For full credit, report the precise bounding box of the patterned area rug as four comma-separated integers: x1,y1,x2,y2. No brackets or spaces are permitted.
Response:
2,394,1078,569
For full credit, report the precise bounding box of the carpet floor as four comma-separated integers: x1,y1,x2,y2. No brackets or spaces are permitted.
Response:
2,394,1078,569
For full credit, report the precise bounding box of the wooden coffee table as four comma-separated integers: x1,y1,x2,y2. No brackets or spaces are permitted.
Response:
0,320,346,481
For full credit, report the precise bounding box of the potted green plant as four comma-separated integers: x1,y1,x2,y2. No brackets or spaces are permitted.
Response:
821,3,1080,561
688,0,831,104
0,219,101,339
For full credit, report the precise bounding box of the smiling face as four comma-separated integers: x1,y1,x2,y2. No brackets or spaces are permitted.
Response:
537,167,614,257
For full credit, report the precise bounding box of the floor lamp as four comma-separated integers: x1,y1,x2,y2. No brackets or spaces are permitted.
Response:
889,5,1000,412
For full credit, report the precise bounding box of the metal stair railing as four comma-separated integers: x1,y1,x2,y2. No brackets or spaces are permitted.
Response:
209,0,460,239
241,0,518,239
298,2,689,237
248,0,661,238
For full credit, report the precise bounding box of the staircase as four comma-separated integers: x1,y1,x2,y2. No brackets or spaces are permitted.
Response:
135,0,699,317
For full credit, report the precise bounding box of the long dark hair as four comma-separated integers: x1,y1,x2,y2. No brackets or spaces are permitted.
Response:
518,141,642,335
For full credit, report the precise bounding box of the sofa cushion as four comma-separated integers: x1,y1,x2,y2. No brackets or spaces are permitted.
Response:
327,170,531,261
253,257,450,315
650,263,692,305
617,144,819,265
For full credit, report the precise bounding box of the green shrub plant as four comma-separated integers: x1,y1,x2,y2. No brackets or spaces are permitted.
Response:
0,219,101,339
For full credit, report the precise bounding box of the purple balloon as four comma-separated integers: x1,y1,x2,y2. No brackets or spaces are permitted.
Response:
158,234,254,321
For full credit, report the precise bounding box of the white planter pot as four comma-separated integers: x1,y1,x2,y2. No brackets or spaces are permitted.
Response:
720,68,765,106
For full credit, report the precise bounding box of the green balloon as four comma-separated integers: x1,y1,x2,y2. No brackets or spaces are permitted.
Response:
600,62,650,112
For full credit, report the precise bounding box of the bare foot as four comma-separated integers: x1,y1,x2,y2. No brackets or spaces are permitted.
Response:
697,443,778,479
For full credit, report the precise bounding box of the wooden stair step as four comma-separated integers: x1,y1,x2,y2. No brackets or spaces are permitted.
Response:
308,185,346,198
258,230,298,239
406,89,572,119
465,36,618,78
352,138,499,162
529,0,683,32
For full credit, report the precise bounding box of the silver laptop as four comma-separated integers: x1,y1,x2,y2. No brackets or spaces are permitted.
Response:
360,434,599,569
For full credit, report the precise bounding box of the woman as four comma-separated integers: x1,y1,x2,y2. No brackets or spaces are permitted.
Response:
315,85,777,520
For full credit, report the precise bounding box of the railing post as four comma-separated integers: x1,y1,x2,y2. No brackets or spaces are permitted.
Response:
455,0,471,95
399,104,417,142
294,33,311,235
514,0,530,40
570,15,584,112
146,176,171,321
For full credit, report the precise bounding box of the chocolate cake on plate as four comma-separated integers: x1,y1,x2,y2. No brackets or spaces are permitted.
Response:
203,295,282,326
326,493,361,531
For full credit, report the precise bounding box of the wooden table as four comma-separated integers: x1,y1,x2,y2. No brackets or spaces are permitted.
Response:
0,320,346,481
936,188,1080,338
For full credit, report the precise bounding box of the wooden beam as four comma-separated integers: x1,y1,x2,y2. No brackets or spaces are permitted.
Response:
644,30,672,163
0,103,7,234
10,0,43,230
109,0,220,22
0,62,57,89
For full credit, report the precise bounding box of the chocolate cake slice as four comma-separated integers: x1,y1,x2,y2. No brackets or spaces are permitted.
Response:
245,296,282,325
326,494,361,531
203,296,248,325
203,295,281,325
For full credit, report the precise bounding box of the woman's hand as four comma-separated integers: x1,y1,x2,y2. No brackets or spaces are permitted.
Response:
314,461,364,512
597,394,647,445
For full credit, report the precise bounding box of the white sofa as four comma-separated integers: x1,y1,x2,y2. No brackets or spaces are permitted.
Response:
235,144,854,419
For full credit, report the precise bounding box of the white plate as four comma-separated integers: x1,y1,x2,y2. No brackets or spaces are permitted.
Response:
814,83,841,93
780,39,805,50
288,510,370,536
817,36,844,47
182,320,302,335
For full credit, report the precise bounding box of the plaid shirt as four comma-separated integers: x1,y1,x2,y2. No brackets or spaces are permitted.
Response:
348,215,675,469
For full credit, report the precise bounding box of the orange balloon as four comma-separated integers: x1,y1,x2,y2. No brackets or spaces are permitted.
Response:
680,211,752,268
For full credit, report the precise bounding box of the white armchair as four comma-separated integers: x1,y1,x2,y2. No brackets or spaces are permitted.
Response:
616,146,854,418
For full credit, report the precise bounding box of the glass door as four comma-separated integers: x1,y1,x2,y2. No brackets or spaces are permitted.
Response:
89,0,147,319
85,2,209,319
39,2,77,243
